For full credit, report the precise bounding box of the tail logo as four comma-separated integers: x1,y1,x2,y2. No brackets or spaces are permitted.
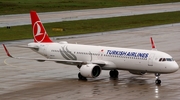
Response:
33,21,46,42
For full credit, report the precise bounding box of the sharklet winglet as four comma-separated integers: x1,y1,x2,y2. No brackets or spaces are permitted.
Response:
2,44,13,58
150,37,156,50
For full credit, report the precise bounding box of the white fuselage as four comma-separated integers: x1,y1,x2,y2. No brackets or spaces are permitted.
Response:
28,42,179,74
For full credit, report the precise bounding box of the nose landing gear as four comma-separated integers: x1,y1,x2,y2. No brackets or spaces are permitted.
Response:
155,73,161,85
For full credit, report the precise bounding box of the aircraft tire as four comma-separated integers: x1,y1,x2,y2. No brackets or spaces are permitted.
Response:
109,70,119,78
155,79,161,85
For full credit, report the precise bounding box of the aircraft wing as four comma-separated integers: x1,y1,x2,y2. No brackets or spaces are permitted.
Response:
15,45,39,49
2,44,106,66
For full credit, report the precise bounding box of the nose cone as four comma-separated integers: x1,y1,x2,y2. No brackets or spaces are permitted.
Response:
170,62,179,72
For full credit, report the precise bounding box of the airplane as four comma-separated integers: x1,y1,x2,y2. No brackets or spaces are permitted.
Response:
3,11,179,85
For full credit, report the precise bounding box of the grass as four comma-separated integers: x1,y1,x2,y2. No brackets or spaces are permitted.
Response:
0,11,180,41
0,0,180,15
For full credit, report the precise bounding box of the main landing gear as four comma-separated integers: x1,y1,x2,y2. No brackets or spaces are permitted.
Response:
109,69,119,78
155,73,161,85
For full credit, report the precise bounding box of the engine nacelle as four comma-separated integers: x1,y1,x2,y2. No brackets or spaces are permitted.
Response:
80,64,101,78
129,71,146,75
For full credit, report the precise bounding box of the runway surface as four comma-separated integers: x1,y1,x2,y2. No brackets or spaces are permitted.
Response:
0,23,180,100
1,2,180,27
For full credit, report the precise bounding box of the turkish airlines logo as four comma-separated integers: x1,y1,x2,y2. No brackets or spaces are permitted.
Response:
33,21,46,42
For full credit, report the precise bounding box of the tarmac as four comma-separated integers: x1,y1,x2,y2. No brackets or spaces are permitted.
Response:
0,23,180,100
0,2,180,100
0,2,180,27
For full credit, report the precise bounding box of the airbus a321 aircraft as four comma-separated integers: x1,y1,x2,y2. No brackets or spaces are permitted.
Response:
3,11,179,85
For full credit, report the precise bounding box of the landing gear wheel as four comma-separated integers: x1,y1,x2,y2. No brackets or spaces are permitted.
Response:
155,79,161,85
155,73,161,85
78,73,87,80
109,70,119,78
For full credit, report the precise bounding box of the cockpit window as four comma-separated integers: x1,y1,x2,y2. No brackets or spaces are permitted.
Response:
166,58,174,61
159,58,174,62
162,58,166,61
159,58,162,61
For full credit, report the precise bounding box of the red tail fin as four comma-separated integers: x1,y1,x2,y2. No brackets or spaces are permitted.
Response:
30,11,52,43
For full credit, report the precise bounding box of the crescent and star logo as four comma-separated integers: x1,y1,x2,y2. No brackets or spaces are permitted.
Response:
33,21,46,42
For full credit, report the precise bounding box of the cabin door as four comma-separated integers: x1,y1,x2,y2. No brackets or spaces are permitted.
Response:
41,44,48,57
97,49,104,60
148,53,155,66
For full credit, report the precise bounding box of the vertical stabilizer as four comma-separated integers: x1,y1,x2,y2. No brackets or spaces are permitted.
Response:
30,11,53,43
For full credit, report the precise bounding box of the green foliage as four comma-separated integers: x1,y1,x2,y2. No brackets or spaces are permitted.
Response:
0,11,180,41
0,0,179,15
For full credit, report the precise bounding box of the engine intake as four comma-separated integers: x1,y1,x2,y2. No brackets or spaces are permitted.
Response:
80,64,101,78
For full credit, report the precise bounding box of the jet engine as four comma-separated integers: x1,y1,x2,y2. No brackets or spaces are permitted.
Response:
129,71,146,75
80,64,101,78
